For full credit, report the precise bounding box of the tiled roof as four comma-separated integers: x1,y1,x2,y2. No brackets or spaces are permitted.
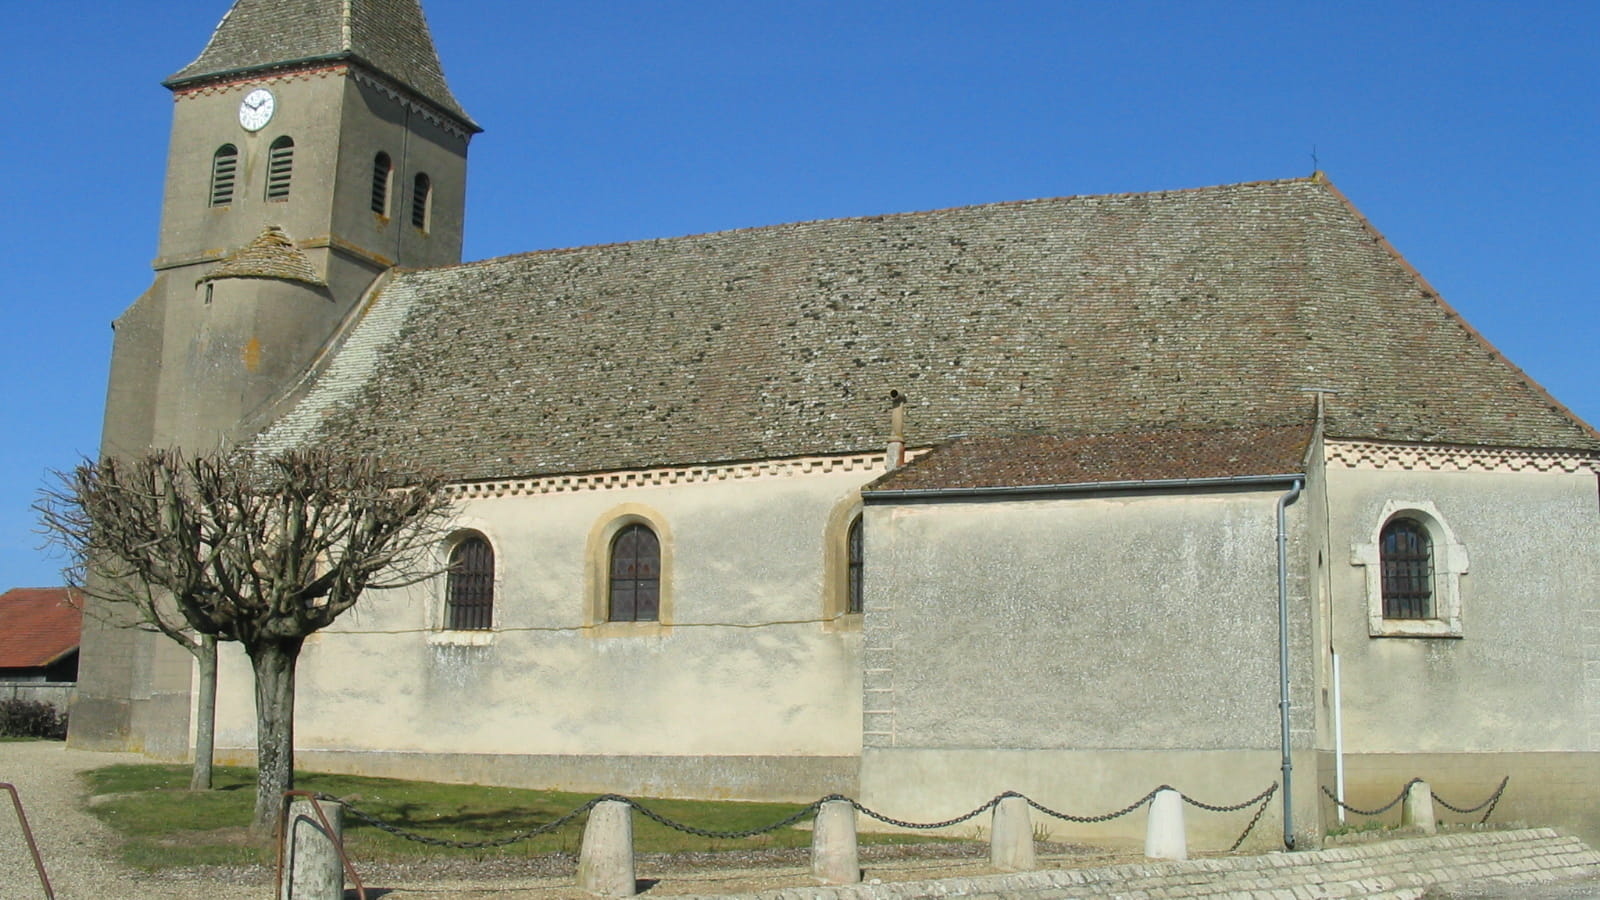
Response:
0,588,82,670
202,226,326,286
168,0,473,126
253,175,1599,481
865,424,1313,494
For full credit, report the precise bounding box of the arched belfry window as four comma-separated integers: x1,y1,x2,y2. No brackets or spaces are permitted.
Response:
370,152,393,216
266,136,294,201
608,524,660,622
445,533,494,630
411,172,432,230
210,145,238,207
846,514,864,614
1379,517,1432,620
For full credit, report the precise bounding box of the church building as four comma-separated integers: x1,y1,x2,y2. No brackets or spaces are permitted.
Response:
71,0,1600,849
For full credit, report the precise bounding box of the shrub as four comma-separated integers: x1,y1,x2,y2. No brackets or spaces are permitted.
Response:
0,698,68,739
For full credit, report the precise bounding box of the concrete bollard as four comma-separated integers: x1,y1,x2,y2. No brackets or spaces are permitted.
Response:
811,799,861,884
1402,780,1437,834
280,797,343,900
578,800,637,896
1144,788,1187,861
989,795,1036,871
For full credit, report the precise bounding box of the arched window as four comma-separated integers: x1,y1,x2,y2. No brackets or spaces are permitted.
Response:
608,523,660,622
370,152,393,215
266,136,294,201
846,514,864,614
445,534,494,630
210,145,238,207
411,172,432,230
1379,517,1432,620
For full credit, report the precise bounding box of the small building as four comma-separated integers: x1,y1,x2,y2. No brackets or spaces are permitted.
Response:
0,588,83,711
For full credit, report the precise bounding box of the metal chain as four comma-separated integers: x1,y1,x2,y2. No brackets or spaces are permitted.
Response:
1181,783,1278,814
625,796,824,839
327,779,1298,851
1023,787,1165,824
1432,776,1509,823
848,794,1005,830
1228,787,1278,852
329,793,606,849
1319,778,1421,817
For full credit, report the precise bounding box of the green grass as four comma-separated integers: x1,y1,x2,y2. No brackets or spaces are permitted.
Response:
83,765,955,870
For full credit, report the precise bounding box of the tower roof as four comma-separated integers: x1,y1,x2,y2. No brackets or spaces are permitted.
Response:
167,0,474,128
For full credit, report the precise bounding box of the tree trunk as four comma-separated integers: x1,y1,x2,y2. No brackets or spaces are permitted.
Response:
247,636,304,834
189,635,217,791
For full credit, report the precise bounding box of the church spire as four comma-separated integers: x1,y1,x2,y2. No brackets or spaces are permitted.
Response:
166,0,476,129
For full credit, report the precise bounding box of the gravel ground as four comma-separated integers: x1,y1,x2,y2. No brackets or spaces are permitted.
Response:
0,741,1134,900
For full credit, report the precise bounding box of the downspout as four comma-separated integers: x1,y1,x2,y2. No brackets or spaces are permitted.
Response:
1277,477,1304,849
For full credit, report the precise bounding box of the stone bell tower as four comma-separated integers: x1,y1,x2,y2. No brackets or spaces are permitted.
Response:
72,0,478,753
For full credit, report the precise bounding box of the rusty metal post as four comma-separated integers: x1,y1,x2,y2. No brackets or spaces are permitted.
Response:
2,783,55,900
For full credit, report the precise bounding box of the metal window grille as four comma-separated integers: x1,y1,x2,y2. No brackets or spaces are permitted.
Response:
1380,518,1433,619
609,524,660,622
210,145,238,207
846,515,864,614
446,536,494,630
266,137,294,201
411,172,431,229
370,152,392,215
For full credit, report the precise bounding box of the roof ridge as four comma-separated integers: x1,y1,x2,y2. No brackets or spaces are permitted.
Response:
404,174,1326,277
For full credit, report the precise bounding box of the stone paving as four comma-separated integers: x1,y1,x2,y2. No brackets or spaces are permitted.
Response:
677,829,1600,900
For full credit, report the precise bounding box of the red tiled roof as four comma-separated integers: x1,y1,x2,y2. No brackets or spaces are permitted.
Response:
0,588,83,670
866,423,1313,494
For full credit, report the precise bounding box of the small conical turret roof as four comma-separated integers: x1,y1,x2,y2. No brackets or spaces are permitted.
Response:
200,226,327,287
167,0,475,128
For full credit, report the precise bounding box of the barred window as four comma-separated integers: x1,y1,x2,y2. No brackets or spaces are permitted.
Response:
371,152,393,215
846,514,864,614
608,524,660,622
446,534,494,630
210,145,238,206
411,172,432,230
266,136,294,201
1380,517,1432,619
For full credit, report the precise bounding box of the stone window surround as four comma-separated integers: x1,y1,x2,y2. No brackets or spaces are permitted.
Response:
1351,499,1468,638
429,525,500,646
585,503,674,637
821,494,864,630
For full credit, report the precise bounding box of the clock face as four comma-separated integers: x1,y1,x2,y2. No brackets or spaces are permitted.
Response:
238,88,275,132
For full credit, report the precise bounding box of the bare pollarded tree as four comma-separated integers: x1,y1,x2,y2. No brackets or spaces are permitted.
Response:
39,449,451,831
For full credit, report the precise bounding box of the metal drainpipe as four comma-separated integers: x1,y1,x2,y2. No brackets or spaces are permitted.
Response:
1276,478,1304,849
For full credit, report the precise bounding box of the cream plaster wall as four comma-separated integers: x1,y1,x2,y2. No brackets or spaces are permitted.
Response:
1322,464,1600,753
860,487,1312,752
211,462,880,794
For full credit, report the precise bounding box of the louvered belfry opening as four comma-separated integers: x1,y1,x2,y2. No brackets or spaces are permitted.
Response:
371,152,392,215
1380,518,1433,619
609,524,660,622
210,145,238,206
411,172,431,229
846,515,864,614
446,535,494,630
266,136,294,201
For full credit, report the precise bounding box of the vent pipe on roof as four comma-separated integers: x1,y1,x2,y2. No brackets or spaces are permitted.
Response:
886,391,907,470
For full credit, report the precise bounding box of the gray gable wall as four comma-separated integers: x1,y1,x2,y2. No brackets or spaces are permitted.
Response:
168,0,473,125
254,176,1598,482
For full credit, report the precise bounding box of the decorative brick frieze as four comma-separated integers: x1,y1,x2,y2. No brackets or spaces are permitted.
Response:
1324,439,1599,475
446,450,923,500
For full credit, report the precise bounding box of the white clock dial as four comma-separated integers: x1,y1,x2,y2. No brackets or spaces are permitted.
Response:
238,88,275,132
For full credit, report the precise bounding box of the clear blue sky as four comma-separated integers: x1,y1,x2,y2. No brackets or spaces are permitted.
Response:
2,1,1595,588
